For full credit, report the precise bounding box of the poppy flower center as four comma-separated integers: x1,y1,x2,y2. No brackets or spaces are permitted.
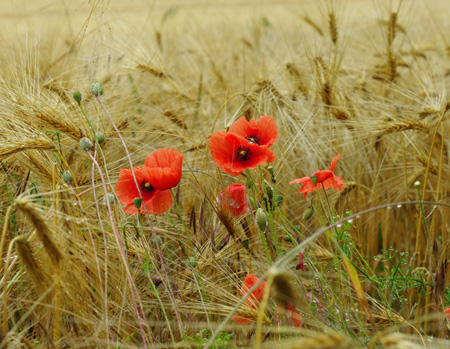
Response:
245,134,260,145
235,146,252,161
140,180,154,193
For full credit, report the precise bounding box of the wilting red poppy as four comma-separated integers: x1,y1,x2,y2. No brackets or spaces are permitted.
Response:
295,250,305,271
444,308,450,320
217,184,249,217
228,116,278,147
115,148,183,215
275,304,303,328
289,154,344,199
232,274,270,324
209,132,275,176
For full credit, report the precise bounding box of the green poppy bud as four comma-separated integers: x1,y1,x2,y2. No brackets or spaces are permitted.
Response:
274,195,283,205
91,82,104,96
133,197,142,209
73,91,82,105
102,193,115,205
303,205,314,222
186,256,198,268
79,137,93,151
310,175,317,186
309,300,318,315
95,132,105,144
256,208,268,232
264,180,274,198
62,170,73,184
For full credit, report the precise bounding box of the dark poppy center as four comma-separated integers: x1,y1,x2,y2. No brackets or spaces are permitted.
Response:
235,146,252,161
245,134,260,145
140,180,154,193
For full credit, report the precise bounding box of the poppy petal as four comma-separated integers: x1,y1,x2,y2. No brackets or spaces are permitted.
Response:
228,116,278,147
291,309,303,328
217,184,249,217
241,273,269,307
313,170,334,183
115,167,147,205
328,154,341,172
232,314,254,324
141,189,173,215
144,149,183,190
254,115,278,147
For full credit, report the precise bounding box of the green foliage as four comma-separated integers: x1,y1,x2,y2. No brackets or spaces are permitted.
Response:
181,330,236,349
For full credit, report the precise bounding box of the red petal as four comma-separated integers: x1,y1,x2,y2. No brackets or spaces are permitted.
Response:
141,189,174,215
290,177,315,199
328,154,340,172
144,149,183,190
318,175,344,191
217,184,249,217
209,132,275,176
232,314,254,324
291,309,303,328
228,116,278,147
255,115,278,147
241,274,269,307
115,167,147,205
296,250,305,271
313,169,334,183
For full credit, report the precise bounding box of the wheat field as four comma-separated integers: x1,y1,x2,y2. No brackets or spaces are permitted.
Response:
1,0,450,347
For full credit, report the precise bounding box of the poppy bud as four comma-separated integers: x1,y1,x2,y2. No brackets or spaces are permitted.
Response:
264,180,274,198
79,137,93,151
256,208,268,232
303,205,314,222
268,166,275,176
309,300,318,315
310,175,317,186
73,91,82,105
62,170,73,184
91,82,104,96
95,132,105,144
133,197,142,209
186,256,197,268
414,181,421,188
153,235,163,246
102,193,115,205
274,195,283,205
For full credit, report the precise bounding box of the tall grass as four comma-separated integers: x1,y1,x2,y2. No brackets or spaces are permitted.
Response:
1,0,450,347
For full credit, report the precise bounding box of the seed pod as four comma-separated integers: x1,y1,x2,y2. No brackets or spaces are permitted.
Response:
73,91,82,105
79,137,93,151
62,170,73,184
96,132,105,144
133,197,142,209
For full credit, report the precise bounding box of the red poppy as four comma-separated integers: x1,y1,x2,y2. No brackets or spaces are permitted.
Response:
295,249,305,271
217,184,249,218
115,148,183,215
228,116,278,147
232,274,270,324
275,304,303,328
289,154,344,199
209,132,275,176
444,308,450,320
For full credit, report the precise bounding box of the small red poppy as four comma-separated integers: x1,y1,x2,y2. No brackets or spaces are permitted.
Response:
228,116,278,147
444,308,450,320
232,274,270,324
217,184,249,218
275,304,303,328
289,154,344,199
209,132,275,176
115,148,183,215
